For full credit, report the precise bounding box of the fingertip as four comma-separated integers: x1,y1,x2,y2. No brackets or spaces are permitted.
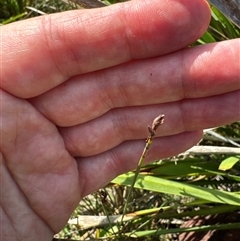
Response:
120,0,212,58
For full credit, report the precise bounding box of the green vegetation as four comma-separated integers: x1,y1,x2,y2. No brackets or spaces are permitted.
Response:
1,1,240,240
0,0,77,24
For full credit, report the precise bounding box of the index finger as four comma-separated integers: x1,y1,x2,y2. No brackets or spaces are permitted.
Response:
1,0,210,98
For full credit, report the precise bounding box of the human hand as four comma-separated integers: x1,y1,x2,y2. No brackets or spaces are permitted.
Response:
1,0,239,240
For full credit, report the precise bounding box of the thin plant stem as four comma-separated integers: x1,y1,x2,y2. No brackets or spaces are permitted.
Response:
121,114,165,224
99,190,117,235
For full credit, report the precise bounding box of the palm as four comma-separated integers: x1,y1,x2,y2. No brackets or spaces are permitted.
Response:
1,93,81,238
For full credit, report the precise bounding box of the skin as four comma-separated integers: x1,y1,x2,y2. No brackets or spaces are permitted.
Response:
1,0,240,240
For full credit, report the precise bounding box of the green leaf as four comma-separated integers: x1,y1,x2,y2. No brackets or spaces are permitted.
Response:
198,30,216,44
112,173,240,206
1,12,27,24
149,159,220,177
219,156,240,171
126,222,240,237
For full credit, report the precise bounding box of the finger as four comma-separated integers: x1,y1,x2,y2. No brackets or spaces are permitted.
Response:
60,90,240,157
1,0,210,98
31,39,240,127
77,131,203,196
